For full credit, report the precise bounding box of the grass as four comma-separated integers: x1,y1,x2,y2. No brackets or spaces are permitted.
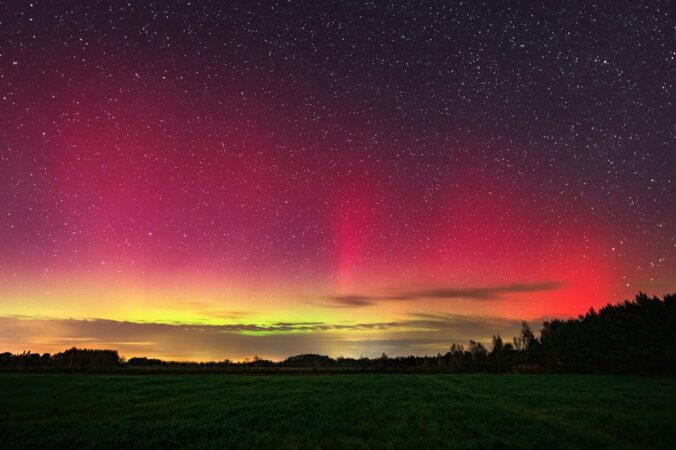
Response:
1,373,674,449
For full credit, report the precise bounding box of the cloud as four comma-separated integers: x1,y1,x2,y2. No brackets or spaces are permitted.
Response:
309,295,377,308
0,313,531,361
317,281,564,308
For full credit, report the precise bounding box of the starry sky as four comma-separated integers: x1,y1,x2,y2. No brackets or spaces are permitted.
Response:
1,1,674,361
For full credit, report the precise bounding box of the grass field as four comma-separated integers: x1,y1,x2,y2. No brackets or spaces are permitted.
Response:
1,374,674,449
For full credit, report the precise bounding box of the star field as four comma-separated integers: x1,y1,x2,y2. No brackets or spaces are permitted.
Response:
0,1,673,359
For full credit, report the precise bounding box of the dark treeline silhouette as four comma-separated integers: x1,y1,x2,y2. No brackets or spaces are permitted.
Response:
2,293,674,374
537,292,676,374
1,347,121,369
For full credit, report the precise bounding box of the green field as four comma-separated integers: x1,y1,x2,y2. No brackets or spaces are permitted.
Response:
1,374,674,449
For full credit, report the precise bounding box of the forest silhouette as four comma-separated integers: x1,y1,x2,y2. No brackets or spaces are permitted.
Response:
2,292,674,375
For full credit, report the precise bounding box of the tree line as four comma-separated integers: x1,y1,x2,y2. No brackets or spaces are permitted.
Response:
2,293,674,374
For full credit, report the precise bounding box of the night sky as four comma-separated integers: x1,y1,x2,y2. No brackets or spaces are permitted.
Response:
1,1,674,360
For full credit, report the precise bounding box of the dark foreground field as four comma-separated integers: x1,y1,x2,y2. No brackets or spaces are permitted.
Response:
1,374,674,449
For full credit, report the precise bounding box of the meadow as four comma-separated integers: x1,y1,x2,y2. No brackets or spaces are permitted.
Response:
1,373,674,449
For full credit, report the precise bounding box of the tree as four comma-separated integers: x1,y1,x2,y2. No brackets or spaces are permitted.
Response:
513,321,535,352
490,335,506,372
